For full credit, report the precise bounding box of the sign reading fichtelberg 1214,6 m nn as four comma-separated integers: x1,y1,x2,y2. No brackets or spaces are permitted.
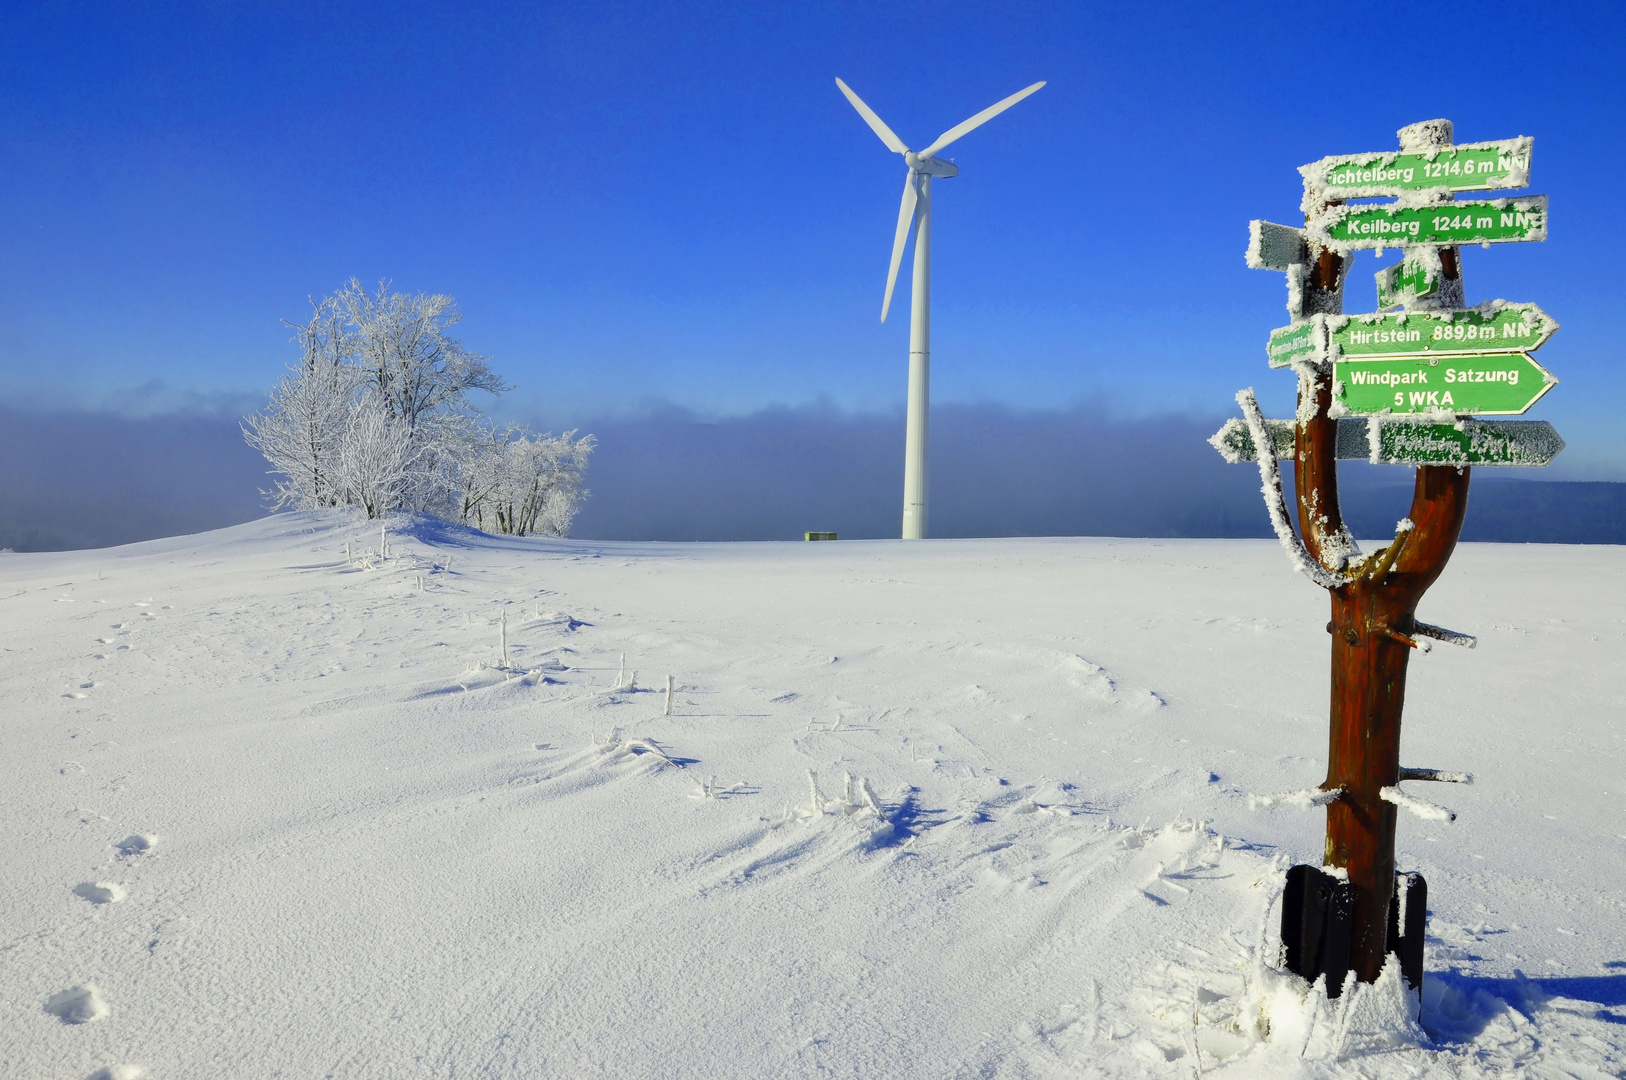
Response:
1300,136,1532,197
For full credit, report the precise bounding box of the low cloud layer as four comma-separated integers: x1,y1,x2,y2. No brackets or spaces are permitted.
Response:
1,401,1621,551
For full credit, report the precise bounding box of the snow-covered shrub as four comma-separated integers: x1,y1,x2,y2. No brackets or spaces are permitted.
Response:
456,426,595,537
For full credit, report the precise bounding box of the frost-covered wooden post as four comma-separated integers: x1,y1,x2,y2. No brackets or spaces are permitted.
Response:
1216,119,1562,992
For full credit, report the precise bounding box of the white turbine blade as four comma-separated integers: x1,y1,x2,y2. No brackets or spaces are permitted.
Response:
835,77,909,155
881,172,918,322
919,80,1046,158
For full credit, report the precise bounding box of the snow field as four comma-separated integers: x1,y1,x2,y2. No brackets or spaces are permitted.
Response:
1,513,1622,1078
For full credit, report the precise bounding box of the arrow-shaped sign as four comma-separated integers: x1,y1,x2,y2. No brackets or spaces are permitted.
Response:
1266,302,1558,369
1300,137,1533,198
1333,353,1557,417
1310,196,1546,252
1210,417,1565,467
1330,302,1558,359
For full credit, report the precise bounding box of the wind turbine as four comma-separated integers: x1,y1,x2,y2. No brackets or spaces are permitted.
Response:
836,76,1045,539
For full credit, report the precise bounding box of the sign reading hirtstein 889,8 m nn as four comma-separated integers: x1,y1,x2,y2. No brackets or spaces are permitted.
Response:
1299,137,1533,198
1310,196,1547,251
1330,302,1558,359
1266,302,1559,368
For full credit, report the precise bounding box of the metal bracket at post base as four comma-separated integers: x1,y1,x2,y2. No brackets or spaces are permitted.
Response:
1282,865,1426,998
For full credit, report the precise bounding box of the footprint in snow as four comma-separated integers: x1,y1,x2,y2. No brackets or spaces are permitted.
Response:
86,1067,146,1080
45,985,109,1024
73,882,126,905
115,834,157,856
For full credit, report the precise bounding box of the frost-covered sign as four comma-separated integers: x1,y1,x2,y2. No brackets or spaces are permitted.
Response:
1266,318,1323,368
1299,137,1533,197
1328,303,1558,359
1310,196,1547,251
1209,415,1564,466
1375,256,1438,310
1246,220,1309,272
1368,417,1565,466
1333,352,1556,416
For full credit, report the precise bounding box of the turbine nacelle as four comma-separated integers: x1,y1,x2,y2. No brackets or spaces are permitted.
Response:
905,153,959,178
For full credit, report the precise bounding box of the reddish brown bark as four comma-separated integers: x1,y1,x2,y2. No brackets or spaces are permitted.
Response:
1294,246,1472,984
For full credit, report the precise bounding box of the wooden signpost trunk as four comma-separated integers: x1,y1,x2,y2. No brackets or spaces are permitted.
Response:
1296,140,1473,985
1299,376,1470,981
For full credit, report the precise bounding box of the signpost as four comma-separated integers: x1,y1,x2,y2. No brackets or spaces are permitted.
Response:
1333,353,1556,417
1211,118,1565,999
1310,196,1547,250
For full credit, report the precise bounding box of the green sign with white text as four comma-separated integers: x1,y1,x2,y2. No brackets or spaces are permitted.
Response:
1371,418,1564,466
1312,197,1546,251
1334,353,1555,416
1267,320,1321,368
1210,416,1565,467
1376,257,1438,310
1300,137,1533,198
1330,303,1557,359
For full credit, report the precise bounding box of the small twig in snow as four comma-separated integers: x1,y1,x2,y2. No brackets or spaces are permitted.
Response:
1248,786,1344,810
1398,767,1473,784
1414,621,1477,649
1380,785,1455,821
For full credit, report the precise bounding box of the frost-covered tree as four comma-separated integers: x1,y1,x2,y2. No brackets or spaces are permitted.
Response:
333,279,509,436
241,298,360,509
458,428,595,537
333,395,425,519
244,281,594,531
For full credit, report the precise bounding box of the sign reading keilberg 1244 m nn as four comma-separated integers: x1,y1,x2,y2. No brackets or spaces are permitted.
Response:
1299,137,1533,198
1309,196,1546,251
1334,352,1556,417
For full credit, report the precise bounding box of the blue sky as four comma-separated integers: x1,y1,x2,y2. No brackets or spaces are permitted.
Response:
3,0,1624,477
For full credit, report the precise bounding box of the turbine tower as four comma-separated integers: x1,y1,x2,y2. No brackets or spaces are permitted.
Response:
836,77,1044,539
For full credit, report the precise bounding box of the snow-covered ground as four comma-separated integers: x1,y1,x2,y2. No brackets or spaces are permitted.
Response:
3,513,1622,1079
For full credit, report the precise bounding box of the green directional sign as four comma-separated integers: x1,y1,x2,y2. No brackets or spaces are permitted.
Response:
1311,196,1546,251
1330,303,1558,359
1267,318,1323,368
1334,353,1556,416
1210,417,1365,463
1372,419,1564,467
1376,256,1438,310
1300,137,1533,197
1210,417,1564,467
